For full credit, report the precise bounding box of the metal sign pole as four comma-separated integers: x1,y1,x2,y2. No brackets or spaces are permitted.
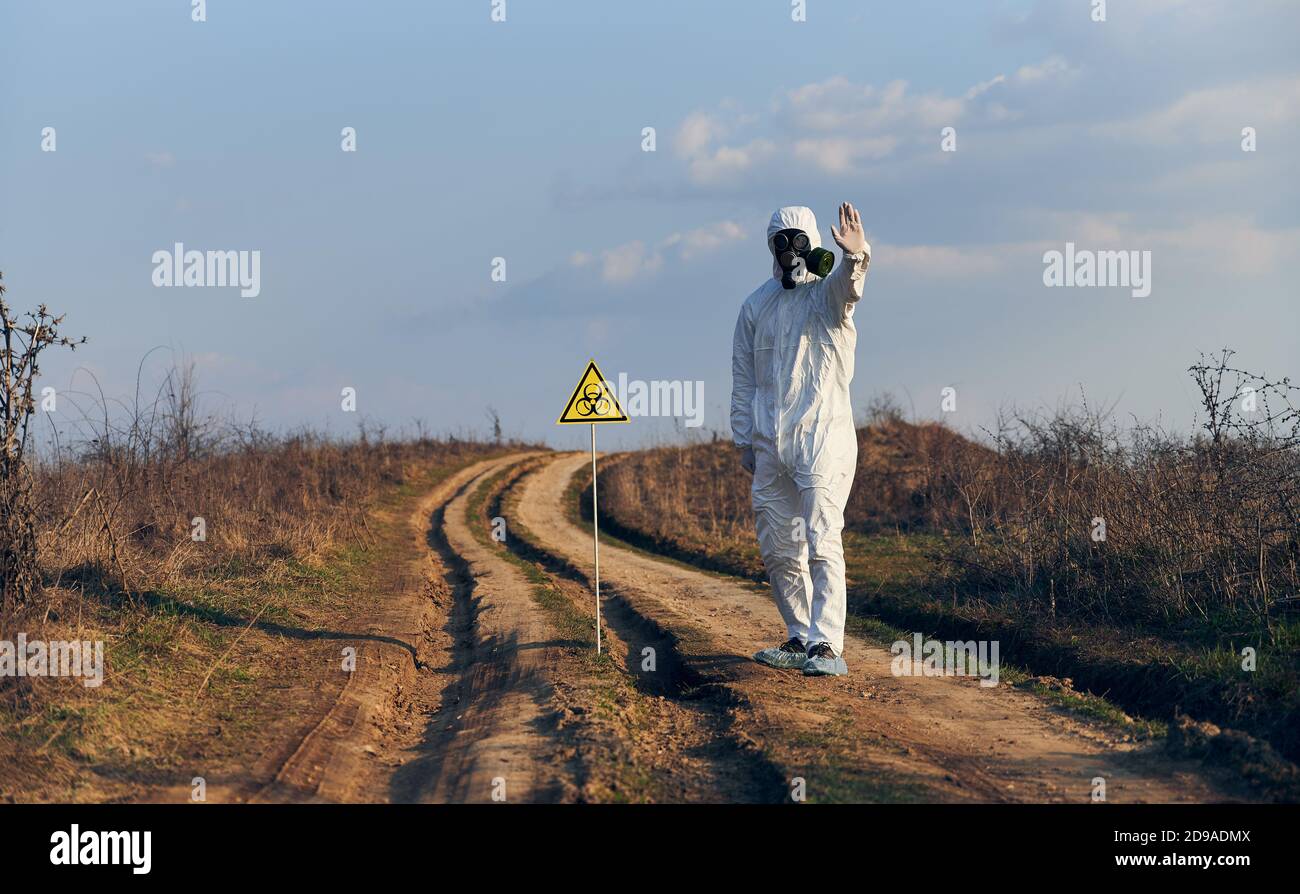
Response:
590,422,601,654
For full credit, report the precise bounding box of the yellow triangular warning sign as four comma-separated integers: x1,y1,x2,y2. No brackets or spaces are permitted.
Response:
556,359,629,425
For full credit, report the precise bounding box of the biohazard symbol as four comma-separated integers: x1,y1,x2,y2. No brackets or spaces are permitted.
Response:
556,359,629,425
577,383,609,417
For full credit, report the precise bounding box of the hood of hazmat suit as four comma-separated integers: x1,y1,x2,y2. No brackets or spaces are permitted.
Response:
731,205,871,488
767,204,824,287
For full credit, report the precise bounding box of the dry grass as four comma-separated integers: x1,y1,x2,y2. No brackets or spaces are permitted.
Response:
0,351,518,799
2,432,510,801
597,401,990,574
935,353,1300,632
604,355,1300,633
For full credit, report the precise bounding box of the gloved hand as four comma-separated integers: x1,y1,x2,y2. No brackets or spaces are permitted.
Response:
739,446,756,474
831,202,868,256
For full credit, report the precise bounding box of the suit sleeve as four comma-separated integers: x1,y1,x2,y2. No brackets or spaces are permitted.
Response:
730,301,755,449
824,243,871,325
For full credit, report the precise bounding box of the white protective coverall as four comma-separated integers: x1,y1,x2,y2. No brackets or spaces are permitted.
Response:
730,206,871,655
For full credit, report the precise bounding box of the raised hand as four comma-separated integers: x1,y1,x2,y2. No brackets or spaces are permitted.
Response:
830,202,867,255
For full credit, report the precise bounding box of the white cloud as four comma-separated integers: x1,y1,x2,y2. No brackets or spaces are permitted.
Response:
782,77,964,133
965,74,1007,99
867,208,1300,283
1097,76,1300,145
792,136,898,174
1018,210,1300,277
1014,55,1076,84
573,219,749,283
668,58,1079,180
663,220,747,261
599,240,661,284
684,138,776,186
878,243,1009,278
673,111,723,158
1141,216,1300,276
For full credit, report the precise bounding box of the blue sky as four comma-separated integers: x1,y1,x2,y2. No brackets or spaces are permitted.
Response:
3,0,1298,451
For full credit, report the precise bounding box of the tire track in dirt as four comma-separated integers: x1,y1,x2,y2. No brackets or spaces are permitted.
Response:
396,454,788,803
251,453,552,803
512,451,1245,803
386,454,568,803
249,450,787,803
492,462,788,803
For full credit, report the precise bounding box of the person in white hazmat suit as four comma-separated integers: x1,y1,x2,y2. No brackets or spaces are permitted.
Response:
731,203,871,677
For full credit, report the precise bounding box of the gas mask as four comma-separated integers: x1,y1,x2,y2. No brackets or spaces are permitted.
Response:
771,228,834,289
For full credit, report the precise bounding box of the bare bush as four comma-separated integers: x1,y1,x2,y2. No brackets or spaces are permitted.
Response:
7,346,509,631
0,274,85,610
938,351,1300,633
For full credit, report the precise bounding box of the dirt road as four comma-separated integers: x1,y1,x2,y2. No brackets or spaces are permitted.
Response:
255,450,1242,803
507,452,1242,803
254,453,582,803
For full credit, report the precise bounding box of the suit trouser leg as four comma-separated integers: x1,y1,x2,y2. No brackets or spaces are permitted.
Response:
802,472,852,655
751,446,812,644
